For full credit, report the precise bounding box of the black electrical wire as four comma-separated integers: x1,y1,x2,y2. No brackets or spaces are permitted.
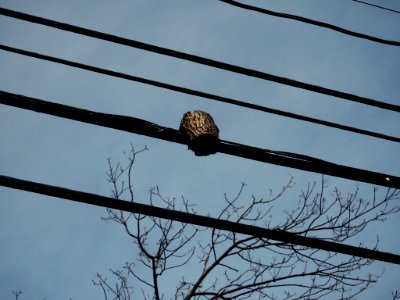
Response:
0,7,399,113
1,175,399,264
1,90,399,189
352,0,400,15
219,0,400,46
1,44,399,144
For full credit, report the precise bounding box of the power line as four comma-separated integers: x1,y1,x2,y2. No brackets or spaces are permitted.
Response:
352,0,400,15
2,44,399,144
219,0,400,46
1,174,399,264
1,90,399,189
0,7,399,113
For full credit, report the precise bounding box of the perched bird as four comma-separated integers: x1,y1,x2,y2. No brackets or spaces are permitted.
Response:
179,110,220,156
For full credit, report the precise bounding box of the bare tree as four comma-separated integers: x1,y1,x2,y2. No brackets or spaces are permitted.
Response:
10,291,69,300
393,291,400,300
93,145,400,299
12,290,22,300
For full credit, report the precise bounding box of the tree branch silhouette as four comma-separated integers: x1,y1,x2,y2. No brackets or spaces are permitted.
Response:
95,145,400,299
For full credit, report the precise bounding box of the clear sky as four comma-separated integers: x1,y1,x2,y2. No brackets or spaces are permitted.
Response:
1,0,399,299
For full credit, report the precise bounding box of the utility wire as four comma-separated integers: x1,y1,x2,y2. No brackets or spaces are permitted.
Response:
352,0,400,15
1,90,399,189
1,174,399,264
2,44,399,144
0,7,399,113
219,0,400,46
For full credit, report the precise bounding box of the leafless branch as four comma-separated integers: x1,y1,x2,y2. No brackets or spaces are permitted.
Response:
12,290,22,300
95,146,400,299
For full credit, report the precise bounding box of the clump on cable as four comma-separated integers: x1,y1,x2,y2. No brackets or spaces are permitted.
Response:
179,110,220,156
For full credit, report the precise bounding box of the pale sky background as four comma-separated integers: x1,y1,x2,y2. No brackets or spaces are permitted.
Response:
0,0,399,299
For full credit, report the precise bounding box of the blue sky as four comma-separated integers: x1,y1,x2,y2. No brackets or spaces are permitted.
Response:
1,0,399,299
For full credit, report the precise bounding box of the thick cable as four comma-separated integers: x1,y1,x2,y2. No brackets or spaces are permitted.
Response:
219,0,400,46
0,7,399,113
1,175,399,264
1,44,399,144
1,90,399,189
